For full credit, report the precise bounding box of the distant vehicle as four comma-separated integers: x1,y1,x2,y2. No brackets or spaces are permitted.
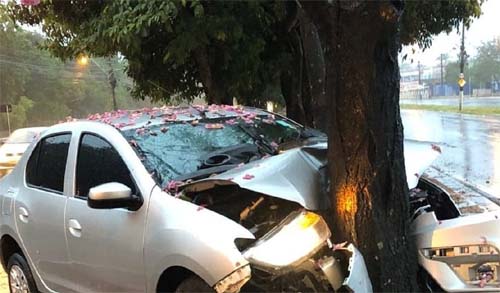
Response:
0,127,46,178
0,106,372,293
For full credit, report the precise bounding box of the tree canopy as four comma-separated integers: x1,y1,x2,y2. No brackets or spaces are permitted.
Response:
5,0,482,125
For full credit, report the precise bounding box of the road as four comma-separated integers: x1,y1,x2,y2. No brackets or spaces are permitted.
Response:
402,109,500,198
401,96,500,107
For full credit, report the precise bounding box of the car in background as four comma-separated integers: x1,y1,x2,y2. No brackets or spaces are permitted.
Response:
0,127,46,179
0,106,372,293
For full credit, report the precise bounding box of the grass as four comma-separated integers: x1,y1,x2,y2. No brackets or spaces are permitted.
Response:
400,104,500,115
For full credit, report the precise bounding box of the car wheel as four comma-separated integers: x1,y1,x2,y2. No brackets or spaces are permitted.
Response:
7,253,37,293
175,275,213,292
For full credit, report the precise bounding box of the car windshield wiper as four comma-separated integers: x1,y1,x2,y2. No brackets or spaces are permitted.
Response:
299,126,327,140
237,124,277,155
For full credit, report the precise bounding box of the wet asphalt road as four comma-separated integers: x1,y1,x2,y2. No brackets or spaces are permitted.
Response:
401,96,500,107
401,109,500,198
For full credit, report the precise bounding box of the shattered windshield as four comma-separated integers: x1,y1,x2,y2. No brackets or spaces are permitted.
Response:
122,116,301,187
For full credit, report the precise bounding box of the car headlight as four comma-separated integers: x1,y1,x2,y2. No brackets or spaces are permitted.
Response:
243,210,331,269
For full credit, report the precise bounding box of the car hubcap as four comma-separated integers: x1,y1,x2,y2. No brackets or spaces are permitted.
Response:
9,264,29,293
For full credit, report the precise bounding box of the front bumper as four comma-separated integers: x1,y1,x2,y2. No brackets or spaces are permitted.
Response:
239,243,372,292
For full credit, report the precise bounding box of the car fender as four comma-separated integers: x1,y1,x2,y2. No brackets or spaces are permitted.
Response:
144,187,254,291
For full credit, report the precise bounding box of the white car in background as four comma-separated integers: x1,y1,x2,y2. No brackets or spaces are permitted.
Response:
0,127,46,178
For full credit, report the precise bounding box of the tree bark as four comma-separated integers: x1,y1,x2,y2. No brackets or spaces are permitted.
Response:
298,9,328,132
193,46,230,104
281,27,307,125
303,1,417,291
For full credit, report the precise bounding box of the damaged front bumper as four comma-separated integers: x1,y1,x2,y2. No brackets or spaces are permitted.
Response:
214,243,372,293
213,211,372,293
225,242,372,292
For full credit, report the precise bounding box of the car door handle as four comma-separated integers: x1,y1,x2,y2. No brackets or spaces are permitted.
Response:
18,207,29,223
68,219,82,238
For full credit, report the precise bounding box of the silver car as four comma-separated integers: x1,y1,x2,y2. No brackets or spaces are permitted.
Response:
0,106,372,292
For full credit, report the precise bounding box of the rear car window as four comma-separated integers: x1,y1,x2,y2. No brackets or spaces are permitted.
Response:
75,134,136,197
26,133,71,193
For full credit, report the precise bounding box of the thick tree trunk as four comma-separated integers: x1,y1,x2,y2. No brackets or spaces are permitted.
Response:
193,46,230,104
303,1,417,291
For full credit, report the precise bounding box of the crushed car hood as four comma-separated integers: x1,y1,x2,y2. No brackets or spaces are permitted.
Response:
182,140,440,209
183,142,329,210
404,140,441,189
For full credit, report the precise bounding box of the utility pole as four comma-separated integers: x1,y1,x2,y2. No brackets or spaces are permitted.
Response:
417,61,422,85
458,21,466,111
440,54,444,87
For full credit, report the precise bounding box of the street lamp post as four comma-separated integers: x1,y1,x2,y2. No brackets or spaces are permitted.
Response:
77,55,118,111
458,21,466,111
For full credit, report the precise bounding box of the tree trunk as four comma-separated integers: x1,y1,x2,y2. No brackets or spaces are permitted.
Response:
298,9,328,132
193,46,229,104
303,1,417,291
281,28,308,125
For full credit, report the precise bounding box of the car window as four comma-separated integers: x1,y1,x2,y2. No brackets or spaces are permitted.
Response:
26,133,71,193
75,133,136,198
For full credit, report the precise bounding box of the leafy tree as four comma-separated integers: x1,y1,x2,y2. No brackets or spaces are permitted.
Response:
6,1,287,107
470,38,500,87
4,0,485,291
445,61,461,84
0,6,155,131
1,96,34,129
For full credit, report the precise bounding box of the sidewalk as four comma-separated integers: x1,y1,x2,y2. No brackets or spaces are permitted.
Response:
401,96,500,107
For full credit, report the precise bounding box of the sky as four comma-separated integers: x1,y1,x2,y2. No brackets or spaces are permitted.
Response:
400,0,500,67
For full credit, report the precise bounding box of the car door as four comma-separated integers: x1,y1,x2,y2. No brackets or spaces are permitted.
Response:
14,133,72,291
64,132,147,292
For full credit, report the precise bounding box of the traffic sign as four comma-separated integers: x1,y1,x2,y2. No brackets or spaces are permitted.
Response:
457,78,466,88
0,104,12,113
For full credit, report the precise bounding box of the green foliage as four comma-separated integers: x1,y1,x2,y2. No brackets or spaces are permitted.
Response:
0,96,34,129
470,38,500,86
0,6,155,131
445,61,461,84
445,39,499,86
5,0,288,104
3,0,486,105
401,0,483,48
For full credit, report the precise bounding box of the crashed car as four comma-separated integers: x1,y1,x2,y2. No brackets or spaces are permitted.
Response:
0,105,372,292
407,143,500,292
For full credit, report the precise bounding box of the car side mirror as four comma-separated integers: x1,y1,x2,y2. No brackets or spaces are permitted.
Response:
88,182,142,210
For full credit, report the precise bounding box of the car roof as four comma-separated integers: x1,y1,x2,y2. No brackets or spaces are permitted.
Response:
11,126,47,133
55,105,273,133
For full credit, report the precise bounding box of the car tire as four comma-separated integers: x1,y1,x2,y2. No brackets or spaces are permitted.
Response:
175,275,213,292
7,253,38,293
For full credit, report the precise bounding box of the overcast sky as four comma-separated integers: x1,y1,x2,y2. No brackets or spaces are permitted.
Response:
400,0,500,67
